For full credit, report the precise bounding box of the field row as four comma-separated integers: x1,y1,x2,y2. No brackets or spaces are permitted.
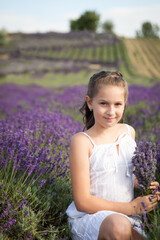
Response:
3,31,117,50
21,44,117,63
1,35,160,85
20,38,160,80
124,38,160,79
20,40,135,77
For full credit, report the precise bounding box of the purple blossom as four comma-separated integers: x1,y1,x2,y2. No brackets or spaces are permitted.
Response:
3,219,16,229
19,198,27,208
24,211,29,217
38,179,46,189
132,141,157,193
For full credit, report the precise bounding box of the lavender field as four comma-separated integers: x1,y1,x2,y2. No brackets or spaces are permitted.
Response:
0,82,160,239
0,31,160,239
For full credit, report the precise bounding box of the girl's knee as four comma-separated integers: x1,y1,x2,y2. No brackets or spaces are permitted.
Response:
98,214,132,240
114,216,131,238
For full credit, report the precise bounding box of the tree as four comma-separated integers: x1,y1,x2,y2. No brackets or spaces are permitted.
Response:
70,20,79,31
70,11,100,32
102,20,114,34
136,21,160,38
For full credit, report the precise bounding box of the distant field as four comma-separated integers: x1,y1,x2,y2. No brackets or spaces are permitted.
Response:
124,38,160,79
0,31,160,87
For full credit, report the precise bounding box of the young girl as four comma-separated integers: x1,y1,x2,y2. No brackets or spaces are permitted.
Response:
66,71,159,240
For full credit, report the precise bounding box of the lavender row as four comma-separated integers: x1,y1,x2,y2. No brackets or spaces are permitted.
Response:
54,83,160,109
1,31,118,52
0,83,159,140
0,58,103,76
0,108,81,177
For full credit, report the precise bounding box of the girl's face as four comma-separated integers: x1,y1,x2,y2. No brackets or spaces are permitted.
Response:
86,85,126,129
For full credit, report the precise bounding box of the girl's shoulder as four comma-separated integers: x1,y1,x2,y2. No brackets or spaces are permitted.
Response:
70,132,93,156
119,123,135,140
70,132,93,147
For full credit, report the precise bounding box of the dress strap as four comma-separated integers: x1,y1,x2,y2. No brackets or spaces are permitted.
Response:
81,132,95,146
125,124,131,135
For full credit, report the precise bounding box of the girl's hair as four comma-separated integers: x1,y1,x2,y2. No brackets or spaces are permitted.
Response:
80,71,128,130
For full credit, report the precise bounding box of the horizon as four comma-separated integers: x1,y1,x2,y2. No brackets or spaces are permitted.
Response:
0,0,160,38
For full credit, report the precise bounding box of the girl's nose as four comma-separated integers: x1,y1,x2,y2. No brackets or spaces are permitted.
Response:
107,105,114,115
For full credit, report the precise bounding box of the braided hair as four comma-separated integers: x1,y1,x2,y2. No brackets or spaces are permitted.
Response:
80,71,128,130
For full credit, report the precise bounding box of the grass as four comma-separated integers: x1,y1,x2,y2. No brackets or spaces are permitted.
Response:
0,71,93,87
0,69,158,88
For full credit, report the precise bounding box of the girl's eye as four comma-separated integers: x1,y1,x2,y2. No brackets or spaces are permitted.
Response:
100,102,106,105
115,103,122,106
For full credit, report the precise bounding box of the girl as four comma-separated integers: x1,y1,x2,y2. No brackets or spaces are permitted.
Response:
66,71,159,240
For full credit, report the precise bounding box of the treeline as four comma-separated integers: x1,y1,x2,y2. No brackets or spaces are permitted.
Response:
70,10,160,39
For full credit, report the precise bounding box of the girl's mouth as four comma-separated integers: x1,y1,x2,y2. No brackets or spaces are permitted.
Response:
104,117,115,122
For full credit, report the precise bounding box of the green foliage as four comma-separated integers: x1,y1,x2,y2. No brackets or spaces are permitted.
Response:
70,20,78,31
0,29,8,46
0,159,72,239
141,205,160,240
101,20,114,34
70,11,100,32
136,22,160,39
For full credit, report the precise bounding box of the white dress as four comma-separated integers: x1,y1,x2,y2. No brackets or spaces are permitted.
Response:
66,124,146,240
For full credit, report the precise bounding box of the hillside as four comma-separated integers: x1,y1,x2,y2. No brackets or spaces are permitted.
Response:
124,38,160,79
0,31,160,86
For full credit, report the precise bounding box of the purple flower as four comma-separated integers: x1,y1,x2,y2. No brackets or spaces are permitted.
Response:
6,219,16,228
132,141,157,193
38,179,46,189
4,192,7,198
24,211,29,217
19,198,27,208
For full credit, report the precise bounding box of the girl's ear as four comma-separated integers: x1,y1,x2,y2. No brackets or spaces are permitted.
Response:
86,95,93,111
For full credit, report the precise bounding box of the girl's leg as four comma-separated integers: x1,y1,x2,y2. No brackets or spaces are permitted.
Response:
98,214,132,240
132,229,146,240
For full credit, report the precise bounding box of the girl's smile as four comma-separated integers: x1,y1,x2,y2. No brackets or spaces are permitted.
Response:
104,117,115,122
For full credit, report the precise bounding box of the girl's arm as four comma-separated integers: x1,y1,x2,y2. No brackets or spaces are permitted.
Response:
69,133,158,216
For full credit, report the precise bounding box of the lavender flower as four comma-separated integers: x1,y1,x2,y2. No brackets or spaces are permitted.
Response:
132,141,157,194
38,179,46,189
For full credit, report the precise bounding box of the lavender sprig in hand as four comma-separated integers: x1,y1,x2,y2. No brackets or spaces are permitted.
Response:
132,141,157,194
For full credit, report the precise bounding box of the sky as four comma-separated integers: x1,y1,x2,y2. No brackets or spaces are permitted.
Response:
0,0,160,38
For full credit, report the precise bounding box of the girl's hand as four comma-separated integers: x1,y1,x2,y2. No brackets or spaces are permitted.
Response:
131,195,158,214
149,181,160,201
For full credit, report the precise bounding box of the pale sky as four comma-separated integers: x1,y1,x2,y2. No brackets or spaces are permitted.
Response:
0,0,160,37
